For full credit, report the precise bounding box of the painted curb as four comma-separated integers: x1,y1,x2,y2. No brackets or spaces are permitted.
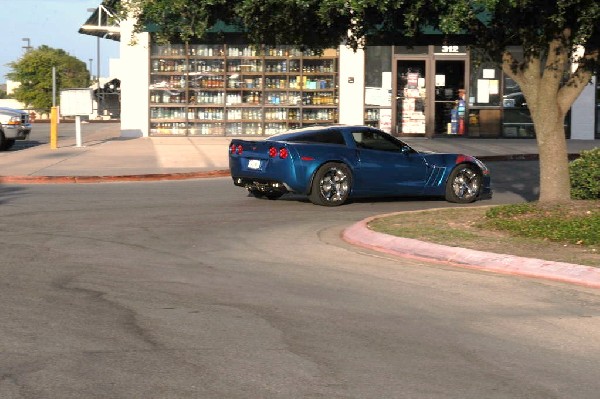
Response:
0,169,231,184
342,215,600,289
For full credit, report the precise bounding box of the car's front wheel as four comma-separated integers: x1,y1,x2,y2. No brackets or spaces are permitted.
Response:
445,164,482,203
309,162,352,206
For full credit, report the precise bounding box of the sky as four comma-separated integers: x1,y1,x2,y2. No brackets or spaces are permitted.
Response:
0,0,121,84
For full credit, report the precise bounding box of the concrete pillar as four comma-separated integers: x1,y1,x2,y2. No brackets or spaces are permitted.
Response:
338,45,365,125
119,16,150,137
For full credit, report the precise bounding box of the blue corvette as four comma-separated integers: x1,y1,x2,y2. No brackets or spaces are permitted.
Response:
229,125,492,206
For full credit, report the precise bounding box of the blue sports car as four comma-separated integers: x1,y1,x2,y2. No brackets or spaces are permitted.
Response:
229,125,492,206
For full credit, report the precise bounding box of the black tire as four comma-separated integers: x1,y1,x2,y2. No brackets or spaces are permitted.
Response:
2,139,15,151
309,162,352,206
0,132,6,151
445,164,482,203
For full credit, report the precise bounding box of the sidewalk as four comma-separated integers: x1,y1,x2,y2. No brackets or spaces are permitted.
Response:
1,122,598,288
0,122,598,182
0,123,231,183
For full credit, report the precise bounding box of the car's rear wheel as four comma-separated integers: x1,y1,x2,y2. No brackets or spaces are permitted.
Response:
309,162,352,206
445,164,482,203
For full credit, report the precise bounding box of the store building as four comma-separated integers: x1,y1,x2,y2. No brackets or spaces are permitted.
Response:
99,11,600,140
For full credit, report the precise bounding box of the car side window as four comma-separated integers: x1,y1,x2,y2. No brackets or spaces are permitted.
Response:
287,130,346,145
352,129,404,152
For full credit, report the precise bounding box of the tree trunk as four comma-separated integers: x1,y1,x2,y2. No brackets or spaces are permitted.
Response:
501,38,583,204
530,108,572,203
506,76,573,203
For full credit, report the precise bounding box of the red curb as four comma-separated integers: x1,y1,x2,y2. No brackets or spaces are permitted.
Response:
0,170,231,184
342,216,600,289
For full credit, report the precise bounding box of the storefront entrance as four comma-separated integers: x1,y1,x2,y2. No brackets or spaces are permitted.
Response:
394,52,468,136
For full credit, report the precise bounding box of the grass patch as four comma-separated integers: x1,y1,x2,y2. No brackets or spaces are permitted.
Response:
367,200,600,267
481,202,600,245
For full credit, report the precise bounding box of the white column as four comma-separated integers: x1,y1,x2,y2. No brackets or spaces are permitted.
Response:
119,16,150,137
338,45,365,125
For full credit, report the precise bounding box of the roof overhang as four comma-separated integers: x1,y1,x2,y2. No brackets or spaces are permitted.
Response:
79,3,120,41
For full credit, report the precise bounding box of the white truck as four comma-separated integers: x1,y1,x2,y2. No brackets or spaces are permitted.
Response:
0,107,31,150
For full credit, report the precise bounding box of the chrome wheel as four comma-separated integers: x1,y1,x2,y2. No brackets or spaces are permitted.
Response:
446,165,481,203
309,163,352,206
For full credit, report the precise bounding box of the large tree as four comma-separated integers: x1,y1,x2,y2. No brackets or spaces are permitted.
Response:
6,45,90,111
119,0,599,203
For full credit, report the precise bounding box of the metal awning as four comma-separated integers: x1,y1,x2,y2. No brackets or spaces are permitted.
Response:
79,1,120,41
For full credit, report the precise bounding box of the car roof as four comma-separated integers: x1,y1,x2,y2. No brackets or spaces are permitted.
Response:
267,124,373,140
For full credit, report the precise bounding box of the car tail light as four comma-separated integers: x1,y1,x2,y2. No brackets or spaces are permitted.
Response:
229,143,236,154
236,144,243,155
268,146,289,159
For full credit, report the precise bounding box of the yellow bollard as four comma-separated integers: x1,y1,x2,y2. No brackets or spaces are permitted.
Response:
50,106,58,149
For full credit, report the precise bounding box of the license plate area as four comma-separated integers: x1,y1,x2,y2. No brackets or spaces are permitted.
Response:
247,159,261,170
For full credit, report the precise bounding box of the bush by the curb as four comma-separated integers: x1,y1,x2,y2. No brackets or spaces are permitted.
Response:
570,147,600,200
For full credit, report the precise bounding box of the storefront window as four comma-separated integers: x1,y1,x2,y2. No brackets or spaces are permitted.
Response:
149,41,339,136
501,76,534,137
469,59,501,107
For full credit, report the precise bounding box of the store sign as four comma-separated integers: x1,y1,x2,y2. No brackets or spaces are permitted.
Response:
434,45,467,55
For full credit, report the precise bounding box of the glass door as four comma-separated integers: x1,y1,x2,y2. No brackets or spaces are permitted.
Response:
434,60,466,135
396,60,427,135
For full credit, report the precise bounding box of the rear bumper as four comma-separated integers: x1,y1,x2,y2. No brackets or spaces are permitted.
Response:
232,176,290,195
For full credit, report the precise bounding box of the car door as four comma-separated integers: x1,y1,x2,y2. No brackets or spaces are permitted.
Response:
351,128,429,195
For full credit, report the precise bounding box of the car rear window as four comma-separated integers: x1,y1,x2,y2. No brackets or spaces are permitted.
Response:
286,130,346,145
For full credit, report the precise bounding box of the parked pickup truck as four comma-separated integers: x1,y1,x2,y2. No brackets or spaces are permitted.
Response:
0,107,31,150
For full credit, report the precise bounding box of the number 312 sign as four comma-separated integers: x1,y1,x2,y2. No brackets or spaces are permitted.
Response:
435,45,466,54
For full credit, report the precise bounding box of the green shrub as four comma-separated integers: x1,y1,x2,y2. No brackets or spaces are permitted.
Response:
570,147,600,199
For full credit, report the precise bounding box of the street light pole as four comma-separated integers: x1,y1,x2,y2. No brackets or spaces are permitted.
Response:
89,58,93,80
22,37,32,53
88,7,101,117
96,36,100,92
